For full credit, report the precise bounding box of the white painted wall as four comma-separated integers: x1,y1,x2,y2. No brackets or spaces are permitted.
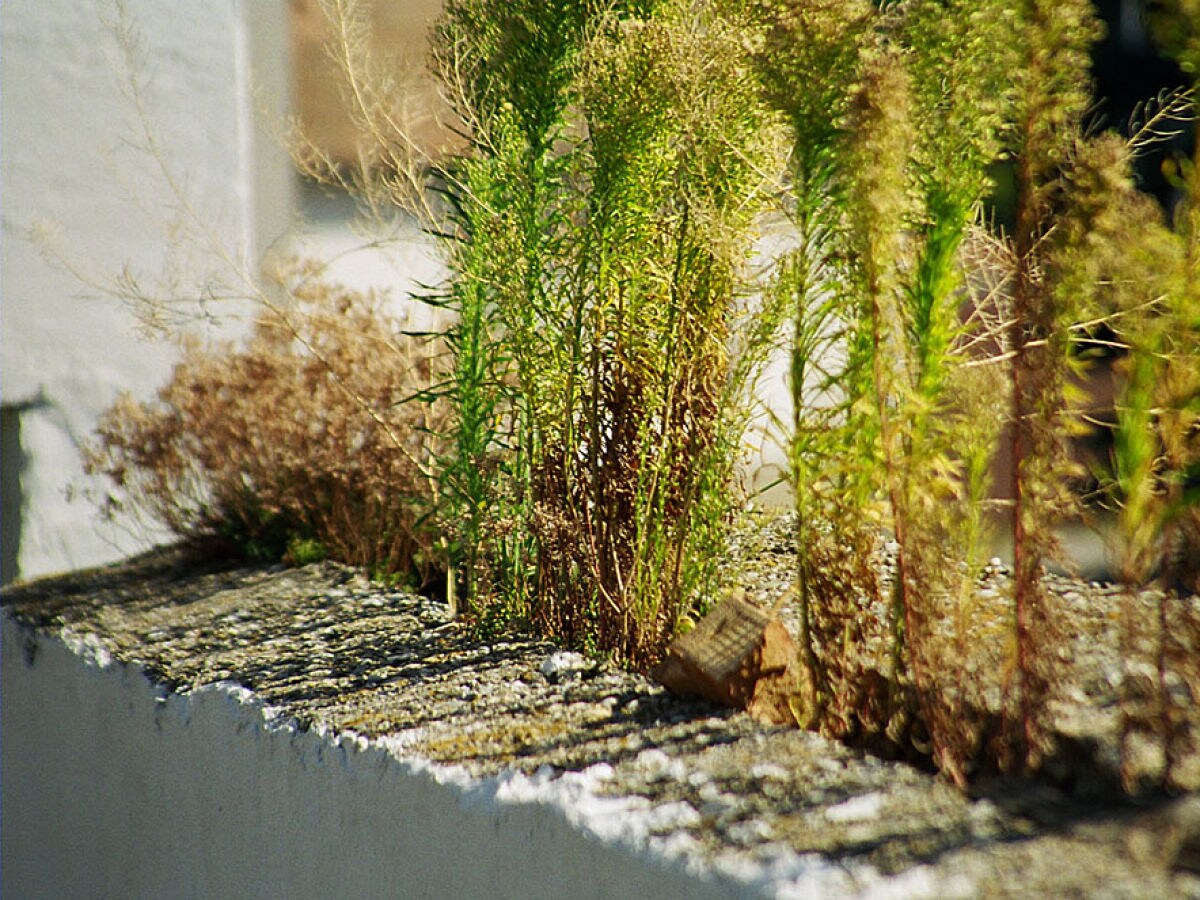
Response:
1,0,292,583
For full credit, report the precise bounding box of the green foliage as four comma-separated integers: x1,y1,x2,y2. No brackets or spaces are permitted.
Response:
748,0,874,729
286,537,329,566
993,0,1105,774
1088,142,1200,790
430,0,778,667
425,0,1200,786
899,1,1014,395
745,0,1194,788
756,0,1022,783
1148,0,1200,75
1069,7,1200,789
215,494,301,564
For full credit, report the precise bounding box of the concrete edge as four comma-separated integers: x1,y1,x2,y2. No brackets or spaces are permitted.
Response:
3,610,907,899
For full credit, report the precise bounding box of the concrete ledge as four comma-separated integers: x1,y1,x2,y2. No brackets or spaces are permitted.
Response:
6,547,1198,899
2,612,753,899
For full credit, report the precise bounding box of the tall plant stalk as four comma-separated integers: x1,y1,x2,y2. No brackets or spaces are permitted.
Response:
429,0,778,667
1086,0,1200,789
844,46,920,737
751,0,875,730
1000,0,1103,772
886,0,1017,782
1052,125,1200,788
755,0,1016,779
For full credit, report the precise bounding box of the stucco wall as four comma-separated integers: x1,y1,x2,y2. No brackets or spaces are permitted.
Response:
1,0,292,583
0,611,743,899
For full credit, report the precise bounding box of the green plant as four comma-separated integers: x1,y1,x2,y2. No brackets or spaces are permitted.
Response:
85,262,449,581
878,0,1017,784
970,0,1200,780
1048,0,1200,790
77,0,1200,793
286,536,330,566
427,0,597,629
420,0,780,667
753,0,1017,782
1145,0,1200,599
986,0,1105,774
749,0,876,735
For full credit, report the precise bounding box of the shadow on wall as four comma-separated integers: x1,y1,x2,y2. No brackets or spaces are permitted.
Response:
2,402,35,586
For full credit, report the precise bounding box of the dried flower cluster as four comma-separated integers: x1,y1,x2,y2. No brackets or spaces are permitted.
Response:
85,262,448,583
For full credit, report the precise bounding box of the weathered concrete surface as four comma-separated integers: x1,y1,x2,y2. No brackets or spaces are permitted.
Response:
2,611,742,900
4,535,1199,898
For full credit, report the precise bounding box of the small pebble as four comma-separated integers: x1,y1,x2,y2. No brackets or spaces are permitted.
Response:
540,650,593,683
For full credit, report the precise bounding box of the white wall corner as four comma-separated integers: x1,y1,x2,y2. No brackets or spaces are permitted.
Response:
1,0,294,581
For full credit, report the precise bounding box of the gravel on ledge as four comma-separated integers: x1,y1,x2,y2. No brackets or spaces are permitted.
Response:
4,512,1200,898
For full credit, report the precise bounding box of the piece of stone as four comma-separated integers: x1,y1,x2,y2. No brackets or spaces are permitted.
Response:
540,650,593,683
745,619,802,727
652,594,800,727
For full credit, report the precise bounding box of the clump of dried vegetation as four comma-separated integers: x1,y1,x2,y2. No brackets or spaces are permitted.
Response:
87,0,1200,791
85,262,448,584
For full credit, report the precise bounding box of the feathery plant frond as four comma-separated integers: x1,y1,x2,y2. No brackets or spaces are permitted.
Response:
748,0,876,730
997,0,1105,774
428,0,600,624
840,44,935,763
899,0,1015,396
875,0,1021,783
1032,131,1195,791
427,0,781,666
753,0,1019,781
1088,2,1200,790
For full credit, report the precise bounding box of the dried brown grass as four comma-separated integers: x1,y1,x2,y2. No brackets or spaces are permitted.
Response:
84,261,449,582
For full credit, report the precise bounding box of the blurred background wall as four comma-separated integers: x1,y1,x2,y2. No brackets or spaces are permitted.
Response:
290,0,451,165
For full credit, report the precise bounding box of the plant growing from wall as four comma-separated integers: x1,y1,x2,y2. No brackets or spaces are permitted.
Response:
753,0,1018,781
1144,0,1200,599
757,0,1194,784
422,0,781,666
1034,128,1191,789
989,0,1105,774
426,0,601,623
1062,0,1200,790
749,0,876,738
891,0,1020,782
85,262,449,582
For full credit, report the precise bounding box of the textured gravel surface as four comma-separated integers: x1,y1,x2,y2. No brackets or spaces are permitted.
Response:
4,512,1200,898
